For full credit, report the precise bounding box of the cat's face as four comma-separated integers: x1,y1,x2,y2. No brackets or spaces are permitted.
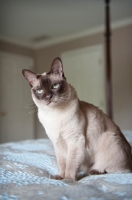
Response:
22,57,71,107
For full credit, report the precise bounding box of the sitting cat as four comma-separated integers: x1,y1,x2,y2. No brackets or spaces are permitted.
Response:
22,57,132,180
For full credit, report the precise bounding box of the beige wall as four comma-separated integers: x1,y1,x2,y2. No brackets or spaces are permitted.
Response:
0,41,37,138
35,25,132,138
35,33,104,73
0,24,132,139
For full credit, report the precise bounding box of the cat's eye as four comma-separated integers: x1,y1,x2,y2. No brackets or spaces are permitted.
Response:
52,83,60,89
36,89,43,94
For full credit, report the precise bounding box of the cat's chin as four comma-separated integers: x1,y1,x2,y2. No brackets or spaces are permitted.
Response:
46,100,65,107
47,101,54,106
45,100,58,107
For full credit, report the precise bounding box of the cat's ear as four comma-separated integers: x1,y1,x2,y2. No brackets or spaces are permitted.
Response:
50,57,66,79
22,69,37,87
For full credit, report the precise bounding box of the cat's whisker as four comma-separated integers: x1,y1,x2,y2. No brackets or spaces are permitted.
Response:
26,102,36,106
26,103,36,106
26,106,37,110
60,88,71,95
27,103,38,115
28,106,37,111
57,95,70,100
26,102,37,110
28,108,38,115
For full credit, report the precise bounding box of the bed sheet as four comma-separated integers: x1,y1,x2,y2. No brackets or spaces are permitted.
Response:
0,132,132,200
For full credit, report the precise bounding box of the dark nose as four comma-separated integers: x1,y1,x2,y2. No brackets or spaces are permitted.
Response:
45,93,52,100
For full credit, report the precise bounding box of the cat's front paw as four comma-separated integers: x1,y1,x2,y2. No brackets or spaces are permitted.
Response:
51,174,63,180
64,175,76,181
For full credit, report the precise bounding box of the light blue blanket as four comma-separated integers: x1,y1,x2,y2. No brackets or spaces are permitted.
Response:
0,132,132,200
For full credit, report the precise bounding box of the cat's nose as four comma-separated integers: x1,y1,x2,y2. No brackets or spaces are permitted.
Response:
45,93,52,100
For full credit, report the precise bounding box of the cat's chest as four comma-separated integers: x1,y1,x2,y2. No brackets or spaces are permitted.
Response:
38,108,70,141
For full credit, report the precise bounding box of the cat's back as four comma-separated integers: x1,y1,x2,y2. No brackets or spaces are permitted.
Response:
79,100,131,149
79,100,120,134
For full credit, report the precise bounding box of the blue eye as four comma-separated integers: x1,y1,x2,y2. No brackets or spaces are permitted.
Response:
36,89,43,94
52,83,59,89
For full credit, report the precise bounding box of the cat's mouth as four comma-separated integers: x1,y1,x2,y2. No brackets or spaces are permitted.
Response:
46,98,59,106
47,100,52,105
46,99,55,106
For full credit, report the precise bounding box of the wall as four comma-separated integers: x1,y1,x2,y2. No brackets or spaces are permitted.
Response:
35,25,132,138
0,25,131,139
35,33,104,73
0,41,37,139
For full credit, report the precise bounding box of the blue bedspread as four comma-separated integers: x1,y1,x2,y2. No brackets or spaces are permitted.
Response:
0,132,132,200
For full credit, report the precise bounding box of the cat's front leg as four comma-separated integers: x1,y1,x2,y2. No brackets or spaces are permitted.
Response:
65,137,85,180
52,145,66,180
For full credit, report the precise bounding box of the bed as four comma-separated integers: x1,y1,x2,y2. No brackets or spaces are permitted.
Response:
0,131,132,200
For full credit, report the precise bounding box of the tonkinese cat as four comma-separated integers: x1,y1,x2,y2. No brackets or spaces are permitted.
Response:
22,57,132,180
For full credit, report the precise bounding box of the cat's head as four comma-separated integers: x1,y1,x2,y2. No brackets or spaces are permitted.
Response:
22,57,74,107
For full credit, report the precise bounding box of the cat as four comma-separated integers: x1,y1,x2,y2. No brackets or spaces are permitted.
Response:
22,57,132,180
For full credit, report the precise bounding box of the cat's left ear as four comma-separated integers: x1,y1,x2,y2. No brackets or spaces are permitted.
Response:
22,69,37,87
50,57,66,79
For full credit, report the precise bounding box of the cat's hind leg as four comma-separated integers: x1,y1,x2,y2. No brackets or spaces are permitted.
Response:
89,169,107,175
91,131,132,174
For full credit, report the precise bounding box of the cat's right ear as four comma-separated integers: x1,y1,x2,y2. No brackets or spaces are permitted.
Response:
22,69,37,87
50,57,66,79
